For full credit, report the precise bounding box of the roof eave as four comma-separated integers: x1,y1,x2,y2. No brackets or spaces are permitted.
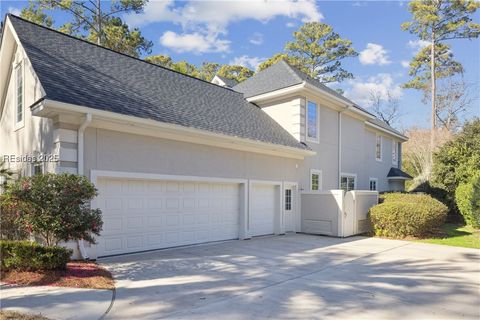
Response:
33,99,316,160
365,121,408,141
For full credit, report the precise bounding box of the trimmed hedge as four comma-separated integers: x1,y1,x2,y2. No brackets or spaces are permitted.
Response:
370,193,448,238
455,174,480,228
0,241,72,271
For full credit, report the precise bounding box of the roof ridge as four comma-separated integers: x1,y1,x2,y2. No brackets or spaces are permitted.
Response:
6,14,243,94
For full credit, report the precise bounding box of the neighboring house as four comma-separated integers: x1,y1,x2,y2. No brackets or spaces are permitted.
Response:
0,15,411,258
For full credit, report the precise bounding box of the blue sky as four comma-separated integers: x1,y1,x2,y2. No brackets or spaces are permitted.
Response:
2,0,479,130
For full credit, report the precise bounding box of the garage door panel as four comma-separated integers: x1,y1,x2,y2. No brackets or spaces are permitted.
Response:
97,178,240,256
250,184,276,237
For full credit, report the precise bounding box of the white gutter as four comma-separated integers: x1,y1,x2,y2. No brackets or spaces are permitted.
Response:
77,113,92,260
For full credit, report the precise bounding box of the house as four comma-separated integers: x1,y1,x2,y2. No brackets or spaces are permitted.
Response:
0,15,411,258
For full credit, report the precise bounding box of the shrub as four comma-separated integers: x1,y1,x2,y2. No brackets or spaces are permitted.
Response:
1,173,103,246
370,193,448,238
455,173,480,228
0,196,29,240
0,240,72,271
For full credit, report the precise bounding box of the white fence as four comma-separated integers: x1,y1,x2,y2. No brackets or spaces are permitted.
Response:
301,190,378,237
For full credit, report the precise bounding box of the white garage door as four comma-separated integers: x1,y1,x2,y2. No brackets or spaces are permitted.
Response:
96,178,240,257
250,184,276,236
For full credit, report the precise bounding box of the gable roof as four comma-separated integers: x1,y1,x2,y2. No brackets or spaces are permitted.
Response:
233,60,406,140
214,75,238,88
6,14,308,151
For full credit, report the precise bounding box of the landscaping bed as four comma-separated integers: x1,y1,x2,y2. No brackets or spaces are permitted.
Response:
0,261,114,290
0,310,51,320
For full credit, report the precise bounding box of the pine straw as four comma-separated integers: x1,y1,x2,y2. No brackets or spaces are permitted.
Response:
0,262,114,290
0,310,51,320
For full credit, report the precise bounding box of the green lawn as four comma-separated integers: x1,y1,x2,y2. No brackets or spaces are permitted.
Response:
416,224,480,249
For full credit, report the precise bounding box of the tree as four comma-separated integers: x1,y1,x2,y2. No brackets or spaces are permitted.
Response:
403,43,464,91
285,22,358,83
198,62,221,81
433,118,480,195
403,127,453,187
257,53,292,72
171,61,200,78
435,79,477,131
1,173,103,246
20,0,152,57
402,0,480,171
217,65,254,83
368,90,401,127
144,54,173,68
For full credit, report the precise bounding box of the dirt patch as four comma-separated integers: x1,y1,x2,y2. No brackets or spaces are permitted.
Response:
0,310,51,320
1,262,114,290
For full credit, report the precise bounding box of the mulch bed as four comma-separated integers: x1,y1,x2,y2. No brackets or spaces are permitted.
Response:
0,262,114,290
0,310,51,320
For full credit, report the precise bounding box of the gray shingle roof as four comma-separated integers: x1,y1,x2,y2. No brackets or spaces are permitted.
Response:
215,75,238,88
8,15,307,151
387,167,413,179
233,60,406,139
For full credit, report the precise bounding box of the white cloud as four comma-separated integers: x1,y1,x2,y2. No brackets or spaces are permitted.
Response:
344,73,403,107
286,21,296,28
407,39,431,53
159,31,230,54
230,55,265,70
8,7,21,16
249,32,263,45
401,60,410,68
359,43,391,65
125,0,322,53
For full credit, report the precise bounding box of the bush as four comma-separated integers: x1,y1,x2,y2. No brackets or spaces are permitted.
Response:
0,196,29,241
0,240,72,271
1,173,103,246
370,193,448,238
455,173,480,228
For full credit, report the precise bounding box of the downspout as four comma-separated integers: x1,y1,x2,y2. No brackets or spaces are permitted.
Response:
77,113,92,260
338,106,350,238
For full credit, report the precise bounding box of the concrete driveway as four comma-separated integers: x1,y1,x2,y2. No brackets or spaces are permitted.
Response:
101,234,480,320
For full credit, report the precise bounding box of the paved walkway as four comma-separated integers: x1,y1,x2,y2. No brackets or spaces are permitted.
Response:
0,285,113,320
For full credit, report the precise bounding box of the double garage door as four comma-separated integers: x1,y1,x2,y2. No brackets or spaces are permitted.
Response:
96,178,278,257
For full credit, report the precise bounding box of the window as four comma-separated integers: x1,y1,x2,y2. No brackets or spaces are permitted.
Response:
392,141,398,165
375,134,382,161
285,189,292,211
369,178,378,191
15,63,24,125
340,174,356,191
33,162,43,175
306,101,319,142
310,170,322,191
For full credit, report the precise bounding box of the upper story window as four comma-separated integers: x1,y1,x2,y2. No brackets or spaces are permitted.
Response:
392,141,398,166
306,101,319,142
375,134,382,161
14,62,24,127
369,178,378,191
340,174,356,192
310,169,322,191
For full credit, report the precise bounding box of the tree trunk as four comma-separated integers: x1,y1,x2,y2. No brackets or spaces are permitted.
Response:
96,0,102,45
429,32,436,178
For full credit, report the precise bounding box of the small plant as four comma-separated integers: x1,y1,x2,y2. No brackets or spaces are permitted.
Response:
455,173,480,228
0,240,72,271
370,193,448,238
1,173,103,246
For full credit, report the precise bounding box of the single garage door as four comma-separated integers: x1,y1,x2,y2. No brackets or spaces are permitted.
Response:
250,184,277,236
96,178,240,257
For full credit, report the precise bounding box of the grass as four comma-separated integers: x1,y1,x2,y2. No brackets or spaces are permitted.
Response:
0,310,50,320
0,262,114,290
416,223,480,249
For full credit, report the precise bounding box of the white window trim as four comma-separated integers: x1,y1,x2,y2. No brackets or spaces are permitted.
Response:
310,169,323,191
375,134,382,162
392,140,398,166
13,60,25,131
369,178,378,191
340,172,357,191
306,100,320,143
